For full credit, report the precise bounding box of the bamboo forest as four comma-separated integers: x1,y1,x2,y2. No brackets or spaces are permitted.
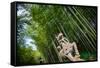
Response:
16,3,97,65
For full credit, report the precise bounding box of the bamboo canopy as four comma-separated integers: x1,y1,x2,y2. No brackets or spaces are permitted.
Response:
16,3,97,65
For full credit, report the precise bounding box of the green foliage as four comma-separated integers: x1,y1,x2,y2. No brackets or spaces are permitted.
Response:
16,45,43,65
17,4,97,64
